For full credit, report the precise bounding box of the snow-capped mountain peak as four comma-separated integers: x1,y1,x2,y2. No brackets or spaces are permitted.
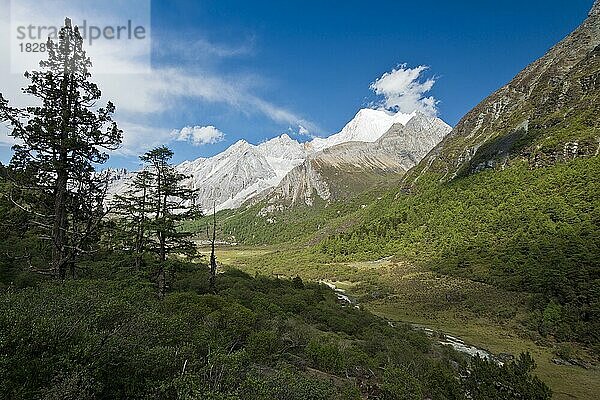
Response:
224,139,252,154
108,107,450,212
257,134,304,158
171,133,308,212
308,108,416,152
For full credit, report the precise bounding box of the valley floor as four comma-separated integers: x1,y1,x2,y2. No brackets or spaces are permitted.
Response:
201,246,600,400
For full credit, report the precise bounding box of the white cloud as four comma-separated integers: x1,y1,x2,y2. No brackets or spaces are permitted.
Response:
115,122,172,155
370,64,439,116
101,68,316,131
0,0,318,157
155,35,254,60
172,125,225,146
98,123,223,156
286,124,315,139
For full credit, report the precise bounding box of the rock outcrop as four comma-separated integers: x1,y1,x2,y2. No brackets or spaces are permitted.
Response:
405,1,600,183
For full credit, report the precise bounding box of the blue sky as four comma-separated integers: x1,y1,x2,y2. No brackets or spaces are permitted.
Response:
0,0,594,168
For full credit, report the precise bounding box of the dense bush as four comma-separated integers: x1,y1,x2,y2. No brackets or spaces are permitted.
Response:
0,265,550,399
463,353,551,400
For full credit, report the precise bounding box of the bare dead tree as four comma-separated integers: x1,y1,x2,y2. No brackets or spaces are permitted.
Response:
207,201,217,291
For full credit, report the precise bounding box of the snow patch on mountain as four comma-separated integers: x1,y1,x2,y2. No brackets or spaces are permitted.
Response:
176,134,307,212
265,112,451,208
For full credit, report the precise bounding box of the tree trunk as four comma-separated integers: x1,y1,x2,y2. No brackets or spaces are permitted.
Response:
157,229,166,298
53,37,73,280
135,184,147,270
156,167,166,297
134,254,142,271
69,260,76,279
209,249,216,290
52,162,68,279
157,265,165,299
159,231,166,263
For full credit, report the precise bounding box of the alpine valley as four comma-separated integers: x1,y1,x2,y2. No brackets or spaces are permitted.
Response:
187,3,600,399
1,2,600,400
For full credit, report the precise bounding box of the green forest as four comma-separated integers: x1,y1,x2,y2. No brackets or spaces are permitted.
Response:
203,154,600,352
318,157,600,348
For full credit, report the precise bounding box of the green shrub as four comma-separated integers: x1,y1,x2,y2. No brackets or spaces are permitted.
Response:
381,367,423,400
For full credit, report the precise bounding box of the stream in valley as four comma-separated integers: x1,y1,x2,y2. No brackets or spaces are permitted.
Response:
320,280,501,364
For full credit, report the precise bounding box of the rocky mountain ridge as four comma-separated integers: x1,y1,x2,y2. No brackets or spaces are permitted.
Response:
265,112,451,208
405,0,600,184
108,109,451,211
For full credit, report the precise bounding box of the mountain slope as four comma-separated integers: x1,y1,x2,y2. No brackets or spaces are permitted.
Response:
266,112,450,207
178,135,307,211
406,1,600,183
207,1,600,349
179,108,423,211
318,113,451,172
315,2,600,347
308,108,416,152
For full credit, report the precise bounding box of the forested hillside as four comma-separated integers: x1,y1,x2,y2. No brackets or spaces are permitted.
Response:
318,1,600,349
319,157,600,346
208,2,600,353
405,2,600,182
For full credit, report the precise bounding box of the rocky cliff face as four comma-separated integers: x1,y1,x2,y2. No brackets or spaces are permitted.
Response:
265,160,332,208
406,1,600,183
265,113,451,207
375,113,453,169
591,0,600,17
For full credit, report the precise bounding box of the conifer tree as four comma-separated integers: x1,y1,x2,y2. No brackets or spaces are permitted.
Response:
0,18,122,278
112,146,200,297
111,170,152,270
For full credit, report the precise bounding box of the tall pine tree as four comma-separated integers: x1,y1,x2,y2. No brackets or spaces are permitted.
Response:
0,18,122,278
